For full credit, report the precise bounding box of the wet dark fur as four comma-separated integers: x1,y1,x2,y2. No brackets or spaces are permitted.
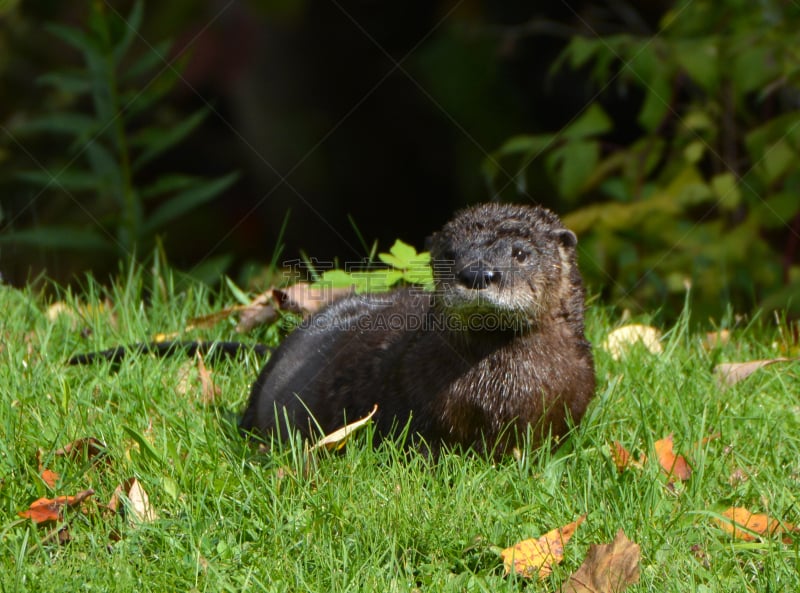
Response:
240,203,595,453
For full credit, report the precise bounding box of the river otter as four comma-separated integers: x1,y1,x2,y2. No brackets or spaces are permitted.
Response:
239,202,595,454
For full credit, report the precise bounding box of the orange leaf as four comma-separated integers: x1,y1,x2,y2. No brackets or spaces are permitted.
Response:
502,515,586,579
609,442,644,473
561,529,640,593
654,435,691,481
713,507,799,542
18,489,95,524
40,468,59,489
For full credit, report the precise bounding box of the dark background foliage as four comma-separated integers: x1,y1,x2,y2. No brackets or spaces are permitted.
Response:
1,0,798,320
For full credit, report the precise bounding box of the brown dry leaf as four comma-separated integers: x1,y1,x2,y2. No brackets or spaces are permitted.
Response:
561,529,640,593
501,515,586,579
18,489,95,524
54,437,108,463
609,442,644,473
704,330,731,350
186,304,248,331
714,358,793,386
196,354,220,404
713,507,800,543
108,478,157,524
654,435,692,482
310,405,378,452
602,324,662,361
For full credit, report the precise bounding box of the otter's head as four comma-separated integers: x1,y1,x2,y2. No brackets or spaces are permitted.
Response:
428,203,582,332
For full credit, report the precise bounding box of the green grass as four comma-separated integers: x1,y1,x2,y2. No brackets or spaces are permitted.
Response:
2,272,799,592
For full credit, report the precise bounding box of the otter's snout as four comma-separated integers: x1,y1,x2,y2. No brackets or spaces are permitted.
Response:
457,261,502,290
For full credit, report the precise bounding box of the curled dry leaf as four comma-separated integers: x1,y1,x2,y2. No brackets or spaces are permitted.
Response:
654,435,692,482
714,358,794,387
713,507,800,543
602,324,662,361
561,529,640,593
18,489,95,524
108,478,157,524
609,442,644,473
310,405,378,452
501,515,586,579
55,437,108,463
196,353,220,404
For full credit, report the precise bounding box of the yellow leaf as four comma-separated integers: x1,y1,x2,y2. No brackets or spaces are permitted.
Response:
602,324,662,360
501,515,586,579
310,405,378,452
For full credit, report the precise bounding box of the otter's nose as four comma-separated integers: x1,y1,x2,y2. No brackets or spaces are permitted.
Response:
457,261,501,289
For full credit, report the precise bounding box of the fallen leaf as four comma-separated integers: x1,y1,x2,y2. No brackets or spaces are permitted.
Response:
35,448,59,488
704,330,731,349
108,478,157,524
561,529,640,593
196,353,220,404
602,324,662,361
41,469,59,489
654,435,691,482
502,515,586,579
310,405,378,451
609,442,644,473
54,437,108,463
713,507,800,543
714,358,794,386
18,489,95,524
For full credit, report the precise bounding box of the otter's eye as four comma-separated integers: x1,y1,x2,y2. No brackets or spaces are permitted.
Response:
512,247,528,263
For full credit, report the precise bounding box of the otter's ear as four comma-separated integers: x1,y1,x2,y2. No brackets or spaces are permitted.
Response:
554,229,578,248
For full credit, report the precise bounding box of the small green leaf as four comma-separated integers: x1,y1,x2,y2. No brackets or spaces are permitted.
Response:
710,173,741,211
495,133,556,157
683,141,706,164
14,113,98,136
37,70,92,95
112,0,144,65
45,23,103,61
0,227,112,251
378,239,421,270
121,39,172,82
354,269,404,292
140,174,201,200
637,73,671,132
562,104,612,140
566,36,603,69
554,140,599,199
16,169,99,192
132,108,209,170
674,38,719,92
142,172,239,234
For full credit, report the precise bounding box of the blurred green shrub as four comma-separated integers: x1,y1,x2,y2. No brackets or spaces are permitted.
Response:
1,1,237,267
486,0,800,318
